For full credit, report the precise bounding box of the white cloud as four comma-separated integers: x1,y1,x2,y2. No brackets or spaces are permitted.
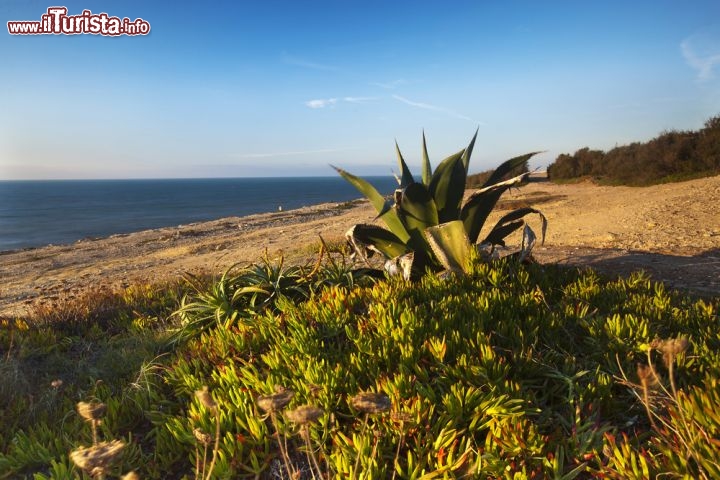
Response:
232,147,353,159
305,98,338,109
304,97,376,108
392,94,477,122
371,79,407,89
681,36,720,81
343,96,377,103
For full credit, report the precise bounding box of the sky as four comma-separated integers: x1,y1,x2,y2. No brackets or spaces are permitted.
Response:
1,0,719,179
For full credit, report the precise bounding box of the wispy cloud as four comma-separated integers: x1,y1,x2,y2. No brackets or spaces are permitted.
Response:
392,94,477,122
305,98,338,109
232,147,354,159
371,79,407,89
282,53,337,71
343,96,377,103
305,97,376,108
681,36,720,81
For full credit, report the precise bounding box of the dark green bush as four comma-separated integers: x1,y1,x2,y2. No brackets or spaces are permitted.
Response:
547,114,720,185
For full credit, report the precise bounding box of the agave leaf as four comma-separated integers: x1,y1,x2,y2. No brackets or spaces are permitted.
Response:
421,131,432,186
395,141,415,188
482,152,541,188
428,150,466,223
460,128,478,173
492,207,546,243
481,207,547,246
333,165,410,242
461,189,505,244
461,170,534,243
474,171,532,194
397,182,439,232
384,251,432,280
424,220,472,273
395,183,437,254
384,251,414,280
345,224,408,261
482,220,523,247
519,224,537,263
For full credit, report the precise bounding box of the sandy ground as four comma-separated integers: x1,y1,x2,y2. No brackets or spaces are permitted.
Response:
1,175,719,318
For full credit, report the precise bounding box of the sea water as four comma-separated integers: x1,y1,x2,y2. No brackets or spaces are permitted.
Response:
0,177,398,252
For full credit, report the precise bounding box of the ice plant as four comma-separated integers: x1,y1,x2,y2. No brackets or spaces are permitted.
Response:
351,392,391,478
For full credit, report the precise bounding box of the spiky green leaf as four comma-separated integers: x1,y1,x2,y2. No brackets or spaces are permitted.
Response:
482,152,541,188
481,207,547,246
428,150,467,223
424,220,472,273
482,220,524,247
332,165,410,242
396,182,438,254
421,131,432,186
460,128,478,173
345,224,408,260
395,141,415,188
461,165,537,244
461,189,505,244
397,183,439,232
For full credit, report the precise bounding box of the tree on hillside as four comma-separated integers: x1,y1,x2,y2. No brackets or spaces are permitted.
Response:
547,114,720,185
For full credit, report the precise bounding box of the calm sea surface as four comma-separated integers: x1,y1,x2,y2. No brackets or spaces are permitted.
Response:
0,177,398,252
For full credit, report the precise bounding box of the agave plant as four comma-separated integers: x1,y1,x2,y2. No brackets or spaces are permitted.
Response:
333,132,546,279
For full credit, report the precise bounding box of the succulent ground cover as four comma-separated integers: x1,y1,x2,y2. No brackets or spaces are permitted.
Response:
1,137,718,479
1,252,718,479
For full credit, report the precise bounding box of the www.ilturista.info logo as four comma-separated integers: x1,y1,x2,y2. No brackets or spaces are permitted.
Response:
7,7,150,36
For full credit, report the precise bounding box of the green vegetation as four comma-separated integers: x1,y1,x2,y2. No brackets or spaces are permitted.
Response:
334,133,545,279
547,114,720,185
2,133,719,479
1,252,718,479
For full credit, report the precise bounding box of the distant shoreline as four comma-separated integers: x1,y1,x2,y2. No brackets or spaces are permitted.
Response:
0,176,398,252
1,176,718,319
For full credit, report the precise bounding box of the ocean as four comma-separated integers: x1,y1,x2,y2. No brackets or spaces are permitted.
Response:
0,177,399,252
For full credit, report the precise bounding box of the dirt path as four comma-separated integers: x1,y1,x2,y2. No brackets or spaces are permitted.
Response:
1,175,719,318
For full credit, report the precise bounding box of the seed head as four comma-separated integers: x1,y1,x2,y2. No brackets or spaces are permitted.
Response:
659,337,690,357
51,379,63,389
194,386,217,411
70,439,125,473
193,427,212,446
657,337,690,367
257,388,294,413
637,364,658,387
307,384,323,398
77,401,107,422
351,392,391,414
286,405,324,425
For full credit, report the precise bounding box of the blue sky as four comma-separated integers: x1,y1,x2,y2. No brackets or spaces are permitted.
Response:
1,0,719,179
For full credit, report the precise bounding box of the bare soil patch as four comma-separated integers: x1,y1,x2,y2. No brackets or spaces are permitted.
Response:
1,175,718,318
